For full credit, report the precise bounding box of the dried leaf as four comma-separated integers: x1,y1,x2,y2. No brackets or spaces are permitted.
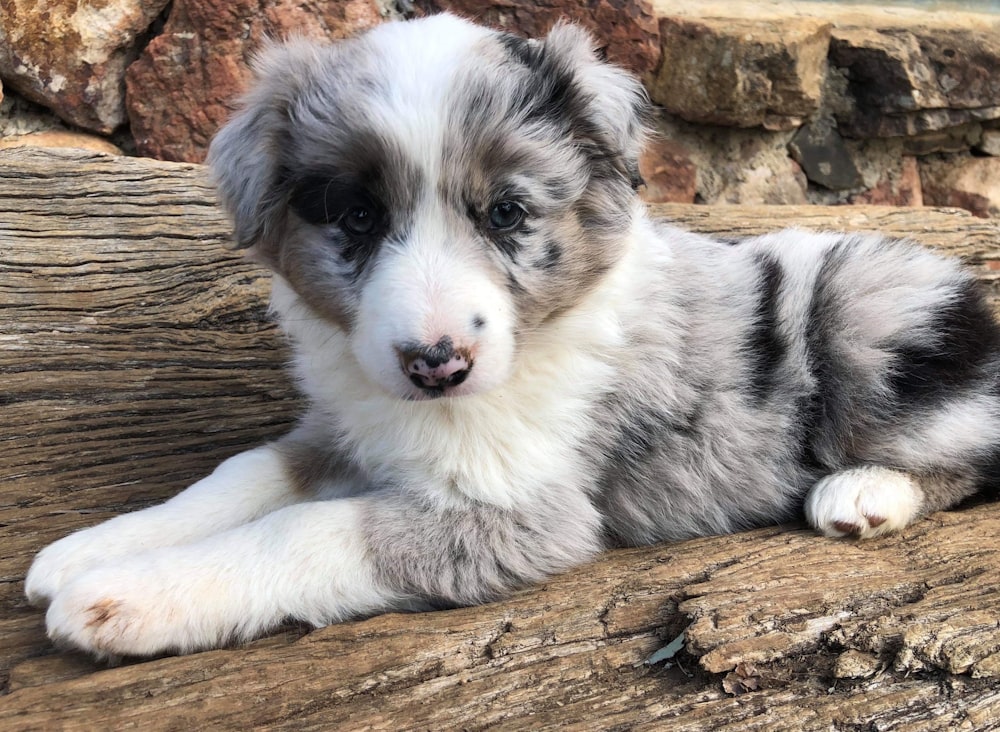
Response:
722,672,744,695
722,662,762,695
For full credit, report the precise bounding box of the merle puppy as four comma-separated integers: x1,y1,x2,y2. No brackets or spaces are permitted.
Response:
25,14,1000,658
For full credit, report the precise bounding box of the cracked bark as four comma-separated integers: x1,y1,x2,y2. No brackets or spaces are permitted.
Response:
3,148,1000,730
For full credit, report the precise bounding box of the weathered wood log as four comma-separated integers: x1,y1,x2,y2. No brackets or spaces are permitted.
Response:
3,147,1000,729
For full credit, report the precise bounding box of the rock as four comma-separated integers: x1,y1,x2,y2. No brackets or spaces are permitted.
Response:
413,0,660,76
713,157,809,206
0,0,170,134
831,26,1000,138
125,0,385,162
788,118,861,191
638,139,697,203
850,156,923,207
654,115,808,206
651,16,830,130
646,1,1000,137
902,123,983,157
0,87,72,138
978,129,1000,157
0,131,122,155
921,155,1000,218
648,113,810,205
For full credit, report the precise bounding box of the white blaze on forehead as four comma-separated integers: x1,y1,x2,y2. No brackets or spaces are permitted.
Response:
364,14,493,78
361,15,495,176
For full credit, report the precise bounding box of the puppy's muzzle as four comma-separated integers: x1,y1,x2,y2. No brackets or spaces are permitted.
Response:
397,337,474,395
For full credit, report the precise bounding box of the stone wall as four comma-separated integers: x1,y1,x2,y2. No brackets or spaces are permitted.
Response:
3,0,1000,216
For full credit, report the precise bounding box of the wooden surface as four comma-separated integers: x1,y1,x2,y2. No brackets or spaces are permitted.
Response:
3,147,1000,730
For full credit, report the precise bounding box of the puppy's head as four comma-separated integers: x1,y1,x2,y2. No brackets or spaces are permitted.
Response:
209,14,650,401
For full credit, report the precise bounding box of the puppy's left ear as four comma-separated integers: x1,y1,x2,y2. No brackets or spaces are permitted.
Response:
207,41,323,250
540,23,652,188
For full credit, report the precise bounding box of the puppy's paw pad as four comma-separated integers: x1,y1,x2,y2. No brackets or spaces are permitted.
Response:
831,520,864,536
805,467,922,539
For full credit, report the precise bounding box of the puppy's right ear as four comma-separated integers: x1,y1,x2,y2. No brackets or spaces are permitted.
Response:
208,42,319,250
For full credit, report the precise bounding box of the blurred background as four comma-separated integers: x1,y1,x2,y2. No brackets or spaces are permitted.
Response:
3,0,1000,216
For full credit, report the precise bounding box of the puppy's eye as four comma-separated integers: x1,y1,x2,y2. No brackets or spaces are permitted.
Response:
342,205,378,236
291,176,385,237
488,200,526,231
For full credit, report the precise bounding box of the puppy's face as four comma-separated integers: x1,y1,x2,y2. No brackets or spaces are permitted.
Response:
209,15,649,400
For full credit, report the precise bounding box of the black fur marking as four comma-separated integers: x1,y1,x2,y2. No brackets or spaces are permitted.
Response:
290,175,388,272
601,394,707,482
974,444,1000,500
499,33,543,69
800,244,849,470
603,403,678,472
290,175,359,226
502,41,611,167
745,254,787,402
536,241,562,269
506,270,526,295
523,69,581,127
629,167,645,190
887,280,1000,405
285,124,422,271
287,124,421,279
499,34,583,129
491,233,522,261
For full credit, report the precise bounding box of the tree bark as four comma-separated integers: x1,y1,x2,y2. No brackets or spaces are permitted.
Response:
2,148,1000,730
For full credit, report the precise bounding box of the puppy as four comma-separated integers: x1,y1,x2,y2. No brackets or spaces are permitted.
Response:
25,14,1000,658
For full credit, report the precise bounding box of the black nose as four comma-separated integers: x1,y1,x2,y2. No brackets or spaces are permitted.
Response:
396,337,473,393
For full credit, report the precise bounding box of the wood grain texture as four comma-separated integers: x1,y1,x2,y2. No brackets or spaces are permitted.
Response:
3,148,1000,730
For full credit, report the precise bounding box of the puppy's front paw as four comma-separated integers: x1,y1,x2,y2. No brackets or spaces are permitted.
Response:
25,527,117,607
805,466,923,539
45,562,215,658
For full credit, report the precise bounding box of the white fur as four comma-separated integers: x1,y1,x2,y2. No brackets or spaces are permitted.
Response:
360,20,493,176
885,396,1000,468
30,447,393,657
44,500,393,657
25,446,297,605
805,466,923,539
352,210,517,399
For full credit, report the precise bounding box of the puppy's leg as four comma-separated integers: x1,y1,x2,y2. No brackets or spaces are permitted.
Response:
44,487,601,658
804,466,977,539
26,445,305,606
